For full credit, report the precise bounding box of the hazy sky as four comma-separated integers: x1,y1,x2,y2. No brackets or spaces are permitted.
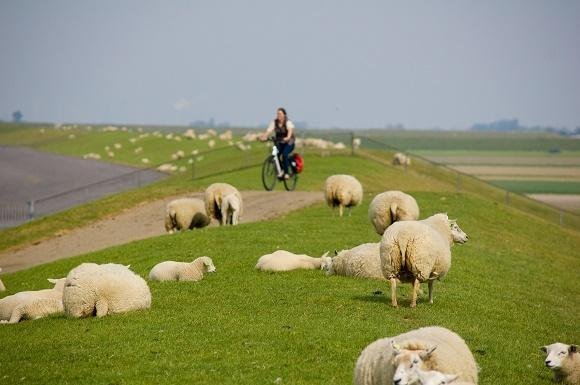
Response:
1,1,579,129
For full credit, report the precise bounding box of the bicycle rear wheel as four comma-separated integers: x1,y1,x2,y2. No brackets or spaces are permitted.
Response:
283,167,298,191
261,155,277,191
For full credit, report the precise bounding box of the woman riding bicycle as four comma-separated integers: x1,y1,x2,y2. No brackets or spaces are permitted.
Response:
259,107,295,180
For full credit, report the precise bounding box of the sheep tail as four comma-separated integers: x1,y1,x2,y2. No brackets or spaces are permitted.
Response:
390,202,398,223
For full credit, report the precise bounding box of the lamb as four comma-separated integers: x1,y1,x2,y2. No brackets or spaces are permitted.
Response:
324,174,363,216
409,367,470,385
320,243,384,280
0,268,5,291
0,278,66,324
164,197,210,233
354,326,478,385
63,263,151,318
380,213,469,307
368,191,420,235
221,193,241,225
393,152,411,166
541,343,580,384
204,183,243,225
149,257,216,282
256,250,330,272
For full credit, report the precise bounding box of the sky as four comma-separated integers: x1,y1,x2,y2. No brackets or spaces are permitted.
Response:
1,1,579,130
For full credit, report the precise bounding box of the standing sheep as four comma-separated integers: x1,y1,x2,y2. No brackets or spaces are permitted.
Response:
256,250,330,272
368,191,420,235
0,278,66,324
204,183,243,225
541,343,579,385
321,243,384,280
324,174,363,217
380,213,469,307
63,263,151,318
0,268,5,292
354,326,478,385
149,257,216,282
164,197,211,233
221,193,241,225
393,152,411,166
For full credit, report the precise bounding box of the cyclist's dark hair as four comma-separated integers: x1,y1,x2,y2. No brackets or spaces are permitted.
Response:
276,107,288,127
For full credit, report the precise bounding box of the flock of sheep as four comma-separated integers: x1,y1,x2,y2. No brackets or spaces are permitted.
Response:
0,166,577,384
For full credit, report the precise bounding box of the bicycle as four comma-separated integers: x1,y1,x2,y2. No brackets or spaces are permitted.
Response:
261,137,298,191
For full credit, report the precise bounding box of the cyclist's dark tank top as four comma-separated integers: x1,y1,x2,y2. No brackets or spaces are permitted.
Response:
274,120,295,144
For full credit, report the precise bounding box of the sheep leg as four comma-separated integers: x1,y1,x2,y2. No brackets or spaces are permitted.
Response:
339,205,344,217
410,278,421,308
95,299,109,317
428,280,434,304
390,277,398,307
8,305,26,323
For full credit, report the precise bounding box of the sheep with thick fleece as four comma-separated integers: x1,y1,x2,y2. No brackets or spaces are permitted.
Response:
0,268,5,292
320,243,384,280
164,197,210,233
380,213,469,307
354,326,478,385
541,343,579,384
204,183,243,225
256,250,329,272
324,174,363,216
0,278,65,324
221,193,241,225
63,263,151,318
149,257,216,282
393,152,411,166
368,191,420,235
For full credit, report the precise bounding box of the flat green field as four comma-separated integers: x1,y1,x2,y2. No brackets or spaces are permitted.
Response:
489,180,580,194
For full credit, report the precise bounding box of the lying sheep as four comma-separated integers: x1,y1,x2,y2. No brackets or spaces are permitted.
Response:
393,152,411,166
354,326,478,385
321,243,384,280
324,174,363,216
149,257,216,282
221,193,241,225
164,197,210,233
63,263,151,318
0,268,5,292
410,367,469,385
204,183,243,225
256,250,329,272
0,278,65,324
541,343,579,385
380,213,469,307
368,191,420,235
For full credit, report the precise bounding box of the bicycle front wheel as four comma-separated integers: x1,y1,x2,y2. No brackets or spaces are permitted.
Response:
261,155,277,191
283,167,298,191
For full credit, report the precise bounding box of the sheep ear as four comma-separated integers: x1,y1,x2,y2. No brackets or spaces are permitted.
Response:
320,251,329,258
540,346,548,353
391,341,401,355
47,278,58,284
419,345,437,359
333,249,338,256
570,345,578,353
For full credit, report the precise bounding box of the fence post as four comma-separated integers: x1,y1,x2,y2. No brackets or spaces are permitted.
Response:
28,200,35,220
456,173,462,192
560,210,564,226
191,156,196,180
505,191,510,206
351,132,355,156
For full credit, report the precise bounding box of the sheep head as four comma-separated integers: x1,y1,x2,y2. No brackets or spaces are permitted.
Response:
542,343,577,370
392,341,437,385
410,367,458,385
319,252,333,275
197,256,216,273
449,220,469,244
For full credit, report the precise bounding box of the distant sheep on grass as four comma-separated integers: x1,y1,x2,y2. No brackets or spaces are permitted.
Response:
205,183,243,225
368,191,420,235
324,174,363,216
164,198,210,233
393,152,411,166
149,257,216,282
0,278,66,324
321,243,384,280
256,250,330,272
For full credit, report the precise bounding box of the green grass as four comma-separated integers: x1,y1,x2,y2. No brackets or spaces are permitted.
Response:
489,180,580,194
0,193,578,385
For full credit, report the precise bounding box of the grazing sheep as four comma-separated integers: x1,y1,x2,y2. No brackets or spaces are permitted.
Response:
204,183,243,225
164,198,210,233
380,213,469,307
368,191,420,235
149,257,216,282
221,193,241,225
321,243,384,280
393,152,411,166
541,343,580,385
256,250,329,272
63,263,151,318
354,326,478,385
0,278,65,324
0,268,5,292
324,174,363,216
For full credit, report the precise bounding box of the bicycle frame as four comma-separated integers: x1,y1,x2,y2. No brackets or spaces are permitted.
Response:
271,143,283,176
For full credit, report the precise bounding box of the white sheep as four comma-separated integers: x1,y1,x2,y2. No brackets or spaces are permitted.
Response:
63,263,151,318
324,174,363,216
368,191,420,235
255,250,330,272
354,326,478,385
541,343,579,385
380,213,469,307
164,198,210,233
204,183,243,225
221,193,241,225
320,243,384,280
409,367,467,385
0,268,5,291
149,257,216,282
393,152,411,166
0,278,66,324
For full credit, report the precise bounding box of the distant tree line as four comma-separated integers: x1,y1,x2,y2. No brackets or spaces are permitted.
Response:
471,118,578,136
